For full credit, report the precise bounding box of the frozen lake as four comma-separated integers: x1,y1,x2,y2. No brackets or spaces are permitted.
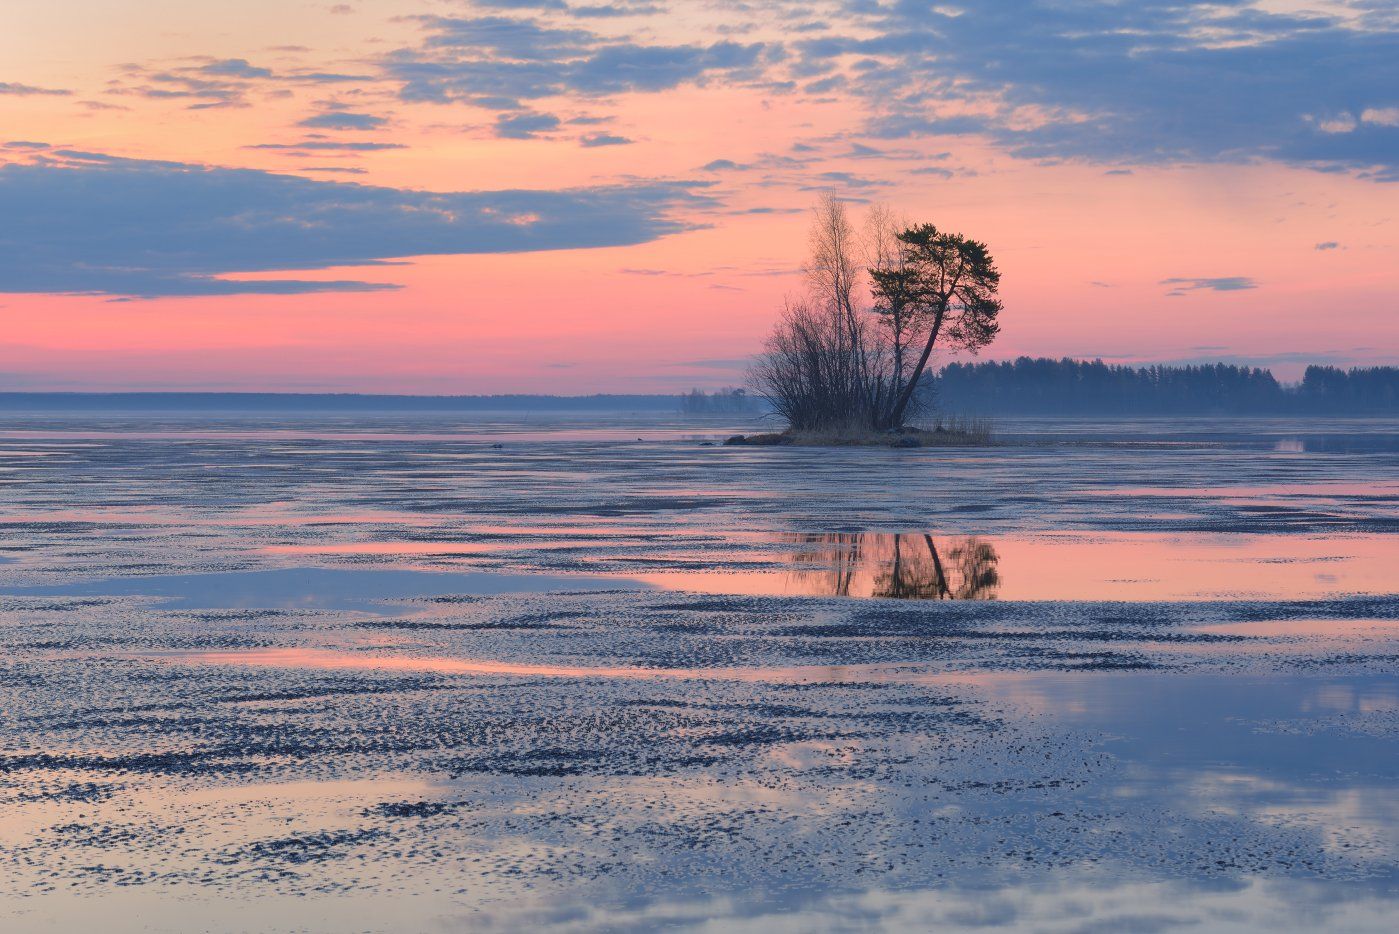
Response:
1,413,1396,932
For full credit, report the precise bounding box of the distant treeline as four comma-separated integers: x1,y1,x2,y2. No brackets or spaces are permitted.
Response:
3,361,1395,416
678,388,764,415
0,393,682,413
929,359,1399,414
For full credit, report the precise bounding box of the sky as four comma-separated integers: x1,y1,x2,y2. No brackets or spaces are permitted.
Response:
1,0,1397,392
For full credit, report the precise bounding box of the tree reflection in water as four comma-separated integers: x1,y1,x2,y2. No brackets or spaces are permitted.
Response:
787,533,1000,600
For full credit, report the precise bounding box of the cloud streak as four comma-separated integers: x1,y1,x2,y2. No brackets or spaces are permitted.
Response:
495,111,561,139
1161,276,1258,296
0,81,71,96
0,151,710,297
297,111,388,131
106,57,373,109
386,15,771,109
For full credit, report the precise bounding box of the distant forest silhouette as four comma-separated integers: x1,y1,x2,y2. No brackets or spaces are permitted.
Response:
929,359,1399,414
1,360,1394,415
679,388,763,415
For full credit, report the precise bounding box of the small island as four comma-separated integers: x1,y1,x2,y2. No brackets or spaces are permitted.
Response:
735,192,1002,447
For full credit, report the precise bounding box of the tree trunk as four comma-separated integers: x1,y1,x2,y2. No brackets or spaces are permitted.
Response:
885,308,945,428
923,534,950,599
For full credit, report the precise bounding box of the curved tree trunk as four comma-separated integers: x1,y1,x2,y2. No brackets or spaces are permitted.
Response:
884,309,944,428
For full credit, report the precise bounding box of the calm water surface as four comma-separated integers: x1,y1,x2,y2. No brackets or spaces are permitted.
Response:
0,413,1395,932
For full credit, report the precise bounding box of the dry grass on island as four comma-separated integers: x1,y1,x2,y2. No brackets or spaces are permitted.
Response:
724,415,994,448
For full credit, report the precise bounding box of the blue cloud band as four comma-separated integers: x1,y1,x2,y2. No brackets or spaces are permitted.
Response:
0,151,710,297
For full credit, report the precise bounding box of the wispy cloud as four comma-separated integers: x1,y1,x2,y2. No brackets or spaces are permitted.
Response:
106,57,372,110
200,59,274,79
246,140,406,151
571,3,666,18
495,111,561,139
0,150,711,297
0,81,71,96
297,111,388,131
669,357,754,370
1161,276,1258,296
386,15,770,109
580,133,632,147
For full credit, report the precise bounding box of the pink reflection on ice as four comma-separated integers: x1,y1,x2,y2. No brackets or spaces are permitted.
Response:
1087,481,1399,499
168,647,1007,687
1189,618,1399,638
264,542,493,556
637,532,1399,602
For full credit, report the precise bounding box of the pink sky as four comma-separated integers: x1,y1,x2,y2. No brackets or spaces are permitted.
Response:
1,1,1396,392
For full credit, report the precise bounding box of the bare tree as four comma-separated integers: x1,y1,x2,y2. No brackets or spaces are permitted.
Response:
751,298,879,431
754,194,887,431
806,191,864,354
864,204,916,416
